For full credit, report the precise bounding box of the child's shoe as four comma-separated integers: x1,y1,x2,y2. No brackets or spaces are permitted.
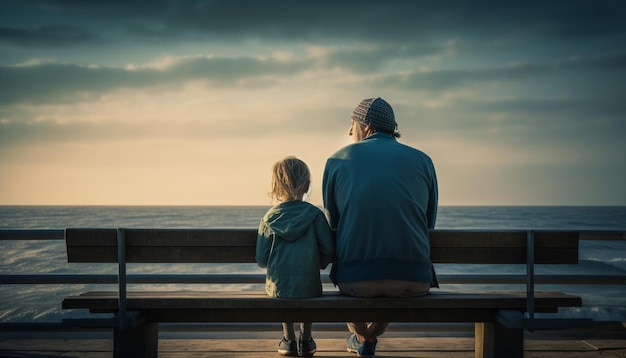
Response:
297,334,317,356
278,336,298,356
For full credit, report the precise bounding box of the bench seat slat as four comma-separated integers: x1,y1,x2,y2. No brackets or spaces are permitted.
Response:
62,291,581,311
147,308,499,323
62,291,581,323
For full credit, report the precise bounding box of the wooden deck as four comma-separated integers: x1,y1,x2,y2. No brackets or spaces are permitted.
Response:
1,331,624,357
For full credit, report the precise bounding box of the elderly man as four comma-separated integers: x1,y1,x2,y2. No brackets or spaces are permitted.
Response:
322,97,439,357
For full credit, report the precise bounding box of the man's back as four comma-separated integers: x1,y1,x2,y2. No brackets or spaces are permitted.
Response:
322,132,438,284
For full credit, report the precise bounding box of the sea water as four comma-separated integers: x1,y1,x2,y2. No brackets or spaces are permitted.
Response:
1,206,625,322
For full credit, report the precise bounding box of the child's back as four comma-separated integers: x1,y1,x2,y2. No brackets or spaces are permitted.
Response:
255,156,334,357
257,200,333,298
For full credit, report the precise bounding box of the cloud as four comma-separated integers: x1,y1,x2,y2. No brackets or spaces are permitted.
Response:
2,47,624,155
4,47,625,107
558,51,626,70
378,64,545,92
3,1,625,47
0,26,98,47
374,51,626,94
0,55,312,105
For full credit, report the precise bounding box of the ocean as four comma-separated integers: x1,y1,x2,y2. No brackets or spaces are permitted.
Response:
1,205,625,323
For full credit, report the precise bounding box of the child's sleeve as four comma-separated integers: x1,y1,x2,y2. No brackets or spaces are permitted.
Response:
255,220,271,268
315,211,335,269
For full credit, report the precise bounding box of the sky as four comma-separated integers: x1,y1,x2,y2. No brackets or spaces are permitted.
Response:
1,1,625,206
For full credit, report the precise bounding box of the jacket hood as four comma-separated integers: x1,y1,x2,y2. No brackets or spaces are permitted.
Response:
261,201,320,242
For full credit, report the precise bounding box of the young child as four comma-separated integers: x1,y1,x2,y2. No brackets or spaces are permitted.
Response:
256,156,335,357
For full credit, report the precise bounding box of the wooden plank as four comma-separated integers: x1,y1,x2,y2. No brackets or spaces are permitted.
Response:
4,337,618,357
65,228,116,246
429,230,527,247
430,247,578,264
535,231,579,248
65,229,258,246
578,231,626,241
126,229,257,246
66,229,579,248
66,247,117,262
125,247,256,263
67,246,256,263
145,308,498,323
68,246,576,264
62,291,582,312
429,230,578,248
66,229,580,264
65,308,574,325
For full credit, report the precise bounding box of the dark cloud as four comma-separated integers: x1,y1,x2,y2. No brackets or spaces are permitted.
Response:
2,48,624,106
0,62,126,104
378,64,544,92
557,51,626,70
0,56,311,105
323,44,449,72
374,51,626,93
2,1,624,47
0,26,98,47
462,97,626,145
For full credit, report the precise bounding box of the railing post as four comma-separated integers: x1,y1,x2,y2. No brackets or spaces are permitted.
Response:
117,228,127,331
526,230,535,323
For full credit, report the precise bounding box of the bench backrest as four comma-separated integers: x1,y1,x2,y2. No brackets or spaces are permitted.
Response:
65,229,579,265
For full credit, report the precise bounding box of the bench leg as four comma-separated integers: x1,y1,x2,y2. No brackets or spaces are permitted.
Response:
113,322,158,358
475,322,523,358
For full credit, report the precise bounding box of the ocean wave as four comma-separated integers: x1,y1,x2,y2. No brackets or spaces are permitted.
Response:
540,306,626,322
583,257,626,273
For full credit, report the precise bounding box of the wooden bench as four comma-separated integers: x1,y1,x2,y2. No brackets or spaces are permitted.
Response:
62,228,592,358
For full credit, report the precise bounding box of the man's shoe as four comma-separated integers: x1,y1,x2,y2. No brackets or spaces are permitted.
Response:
278,336,298,356
346,334,375,357
298,334,317,357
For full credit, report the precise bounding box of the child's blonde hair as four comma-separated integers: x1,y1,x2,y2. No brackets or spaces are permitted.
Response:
270,156,311,203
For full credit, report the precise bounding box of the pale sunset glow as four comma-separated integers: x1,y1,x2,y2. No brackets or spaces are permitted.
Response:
1,1,625,206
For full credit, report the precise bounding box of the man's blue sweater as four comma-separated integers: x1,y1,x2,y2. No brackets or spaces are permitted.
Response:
322,132,438,286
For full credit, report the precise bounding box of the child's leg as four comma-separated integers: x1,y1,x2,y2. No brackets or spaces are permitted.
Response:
298,322,317,356
282,322,296,340
299,322,313,340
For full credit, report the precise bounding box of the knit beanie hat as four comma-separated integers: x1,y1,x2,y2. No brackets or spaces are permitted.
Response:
350,97,397,134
